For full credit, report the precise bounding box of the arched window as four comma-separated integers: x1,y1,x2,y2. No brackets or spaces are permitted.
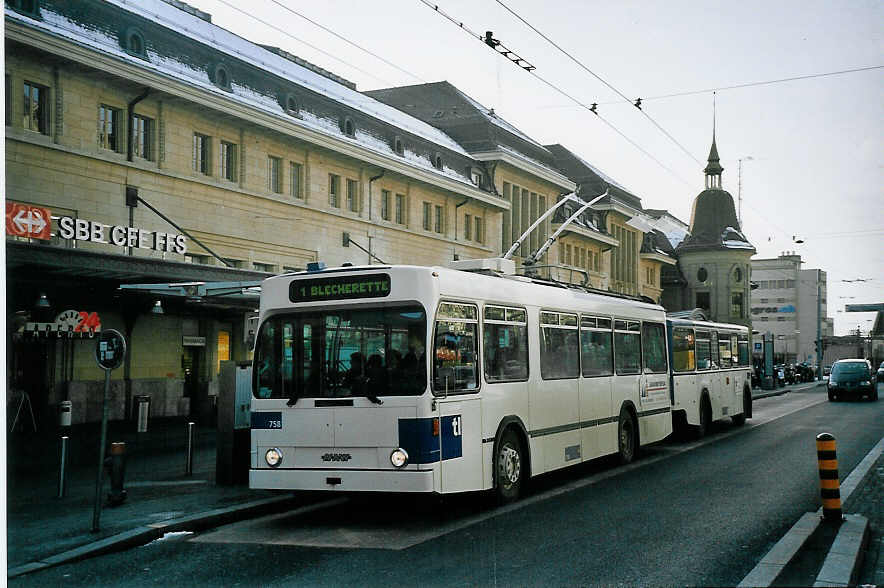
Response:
433,152,443,170
342,116,355,137
697,267,708,283
284,93,299,117
122,27,147,59
393,136,404,155
213,64,231,91
734,266,743,282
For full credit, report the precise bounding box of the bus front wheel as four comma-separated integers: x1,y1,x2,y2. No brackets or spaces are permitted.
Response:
618,409,637,464
495,429,524,503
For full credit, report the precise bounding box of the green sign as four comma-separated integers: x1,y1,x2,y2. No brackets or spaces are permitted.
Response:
289,274,391,303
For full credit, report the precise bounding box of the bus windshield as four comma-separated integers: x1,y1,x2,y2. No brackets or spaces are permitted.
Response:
253,304,427,400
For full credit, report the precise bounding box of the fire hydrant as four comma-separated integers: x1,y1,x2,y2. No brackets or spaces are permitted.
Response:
104,441,127,506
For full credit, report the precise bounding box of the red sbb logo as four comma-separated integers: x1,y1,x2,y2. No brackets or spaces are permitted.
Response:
6,202,52,240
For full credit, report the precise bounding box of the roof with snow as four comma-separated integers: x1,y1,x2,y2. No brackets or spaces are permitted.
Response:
545,144,643,211
365,82,562,171
678,188,755,253
7,0,493,190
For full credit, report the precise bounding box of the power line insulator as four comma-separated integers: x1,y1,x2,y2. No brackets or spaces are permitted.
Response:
485,31,499,48
590,103,598,114
634,98,642,110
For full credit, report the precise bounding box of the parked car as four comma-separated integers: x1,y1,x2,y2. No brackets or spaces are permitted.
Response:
823,365,831,381
827,359,878,401
877,361,884,383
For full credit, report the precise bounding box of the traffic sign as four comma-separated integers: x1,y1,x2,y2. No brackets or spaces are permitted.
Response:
5,201,52,240
95,329,126,370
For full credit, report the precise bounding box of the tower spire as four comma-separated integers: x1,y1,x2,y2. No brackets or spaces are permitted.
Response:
704,93,723,189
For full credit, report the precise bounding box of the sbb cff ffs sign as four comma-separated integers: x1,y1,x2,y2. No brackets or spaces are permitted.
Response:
5,202,51,240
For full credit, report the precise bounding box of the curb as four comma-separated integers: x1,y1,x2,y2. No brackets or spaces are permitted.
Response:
752,381,825,401
738,435,884,587
813,514,870,587
7,494,300,579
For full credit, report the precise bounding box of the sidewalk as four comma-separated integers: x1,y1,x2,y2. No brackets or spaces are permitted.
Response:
6,417,298,577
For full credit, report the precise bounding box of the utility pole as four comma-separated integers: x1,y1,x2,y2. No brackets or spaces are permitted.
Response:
816,269,823,380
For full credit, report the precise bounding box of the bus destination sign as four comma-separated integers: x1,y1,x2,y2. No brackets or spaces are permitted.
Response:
290,273,391,303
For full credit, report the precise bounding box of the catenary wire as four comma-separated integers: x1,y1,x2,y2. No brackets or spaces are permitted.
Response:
493,0,702,167
268,0,427,83
418,0,692,186
213,0,395,86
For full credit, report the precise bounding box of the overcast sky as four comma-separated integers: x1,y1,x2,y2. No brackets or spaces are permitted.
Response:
186,0,883,336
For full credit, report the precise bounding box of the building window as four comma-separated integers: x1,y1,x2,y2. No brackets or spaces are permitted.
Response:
464,214,472,240
776,316,785,322
131,114,153,160
193,133,210,174
471,170,481,186
393,136,404,155
422,202,431,231
23,81,49,134
731,292,744,318
395,194,405,225
213,64,231,91
697,267,708,283
434,205,443,233
734,267,743,282
8,0,39,17
285,94,299,116
98,104,121,151
760,317,768,322
290,162,302,198
433,153,443,170
253,262,276,272
124,27,147,58
346,178,358,212
268,156,282,193
185,254,210,265
328,174,340,207
342,116,355,137
475,217,483,244
381,190,391,221
220,141,237,181
696,292,710,312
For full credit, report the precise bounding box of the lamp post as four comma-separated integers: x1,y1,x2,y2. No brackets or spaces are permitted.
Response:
737,156,753,229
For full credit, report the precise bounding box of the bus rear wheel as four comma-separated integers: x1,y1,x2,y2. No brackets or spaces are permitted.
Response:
618,409,637,464
495,429,523,503
695,396,711,439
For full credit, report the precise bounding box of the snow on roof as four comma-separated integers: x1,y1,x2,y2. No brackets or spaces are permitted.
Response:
15,0,472,161
455,89,545,150
723,240,755,249
564,149,635,195
495,144,572,184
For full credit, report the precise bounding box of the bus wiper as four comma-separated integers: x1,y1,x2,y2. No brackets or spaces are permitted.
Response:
286,394,300,407
364,394,383,405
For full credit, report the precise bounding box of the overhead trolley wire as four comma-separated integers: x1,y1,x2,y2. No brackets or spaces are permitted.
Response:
268,0,427,83
493,0,702,167
214,0,395,86
418,0,692,187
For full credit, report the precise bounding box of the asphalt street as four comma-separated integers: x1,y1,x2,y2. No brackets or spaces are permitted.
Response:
11,384,883,587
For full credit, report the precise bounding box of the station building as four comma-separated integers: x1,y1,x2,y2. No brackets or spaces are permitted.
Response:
5,0,675,426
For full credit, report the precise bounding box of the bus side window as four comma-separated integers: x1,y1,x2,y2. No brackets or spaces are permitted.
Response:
614,320,642,375
540,312,579,380
580,316,613,377
672,327,695,372
255,320,276,398
718,332,732,368
483,306,528,382
710,331,720,369
433,302,479,393
641,322,667,373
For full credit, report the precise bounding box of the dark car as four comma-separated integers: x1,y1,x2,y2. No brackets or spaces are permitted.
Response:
877,361,884,383
827,359,878,401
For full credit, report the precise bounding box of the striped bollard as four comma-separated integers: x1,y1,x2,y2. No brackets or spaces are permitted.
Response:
816,433,843,522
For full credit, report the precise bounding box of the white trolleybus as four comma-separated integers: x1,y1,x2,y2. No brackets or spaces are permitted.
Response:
250,258,673,501
667,316,753,438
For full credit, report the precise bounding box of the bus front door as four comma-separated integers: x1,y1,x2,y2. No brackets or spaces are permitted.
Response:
436,396,482,493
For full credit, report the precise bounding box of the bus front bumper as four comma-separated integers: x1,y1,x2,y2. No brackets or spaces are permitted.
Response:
250,468,436,493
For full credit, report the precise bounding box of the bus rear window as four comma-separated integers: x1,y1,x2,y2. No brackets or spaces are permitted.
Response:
253,305,427,400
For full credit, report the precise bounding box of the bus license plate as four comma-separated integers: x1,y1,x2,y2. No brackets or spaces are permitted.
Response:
252,412,282,429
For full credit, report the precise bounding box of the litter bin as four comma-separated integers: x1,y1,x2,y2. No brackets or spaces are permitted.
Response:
134,395,151,433
58,400,72,428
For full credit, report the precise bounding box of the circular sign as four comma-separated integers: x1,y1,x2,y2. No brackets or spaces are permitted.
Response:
95,329,126,370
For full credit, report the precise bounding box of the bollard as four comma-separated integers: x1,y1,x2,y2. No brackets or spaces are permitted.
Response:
816,433,843,522
107,442,128,506
58,436,69,499
185,422,195,476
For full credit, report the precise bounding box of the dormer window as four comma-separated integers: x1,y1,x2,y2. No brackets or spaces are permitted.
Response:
393,136,404,156
122,27,147,59
7,0,39,18
433,152,443,170
213,64,231,91
470,169,482,187
342,116,355,137
283,93,299,117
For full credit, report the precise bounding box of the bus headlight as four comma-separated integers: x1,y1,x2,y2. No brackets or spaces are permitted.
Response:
265,448,283,468
390,448,408,468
